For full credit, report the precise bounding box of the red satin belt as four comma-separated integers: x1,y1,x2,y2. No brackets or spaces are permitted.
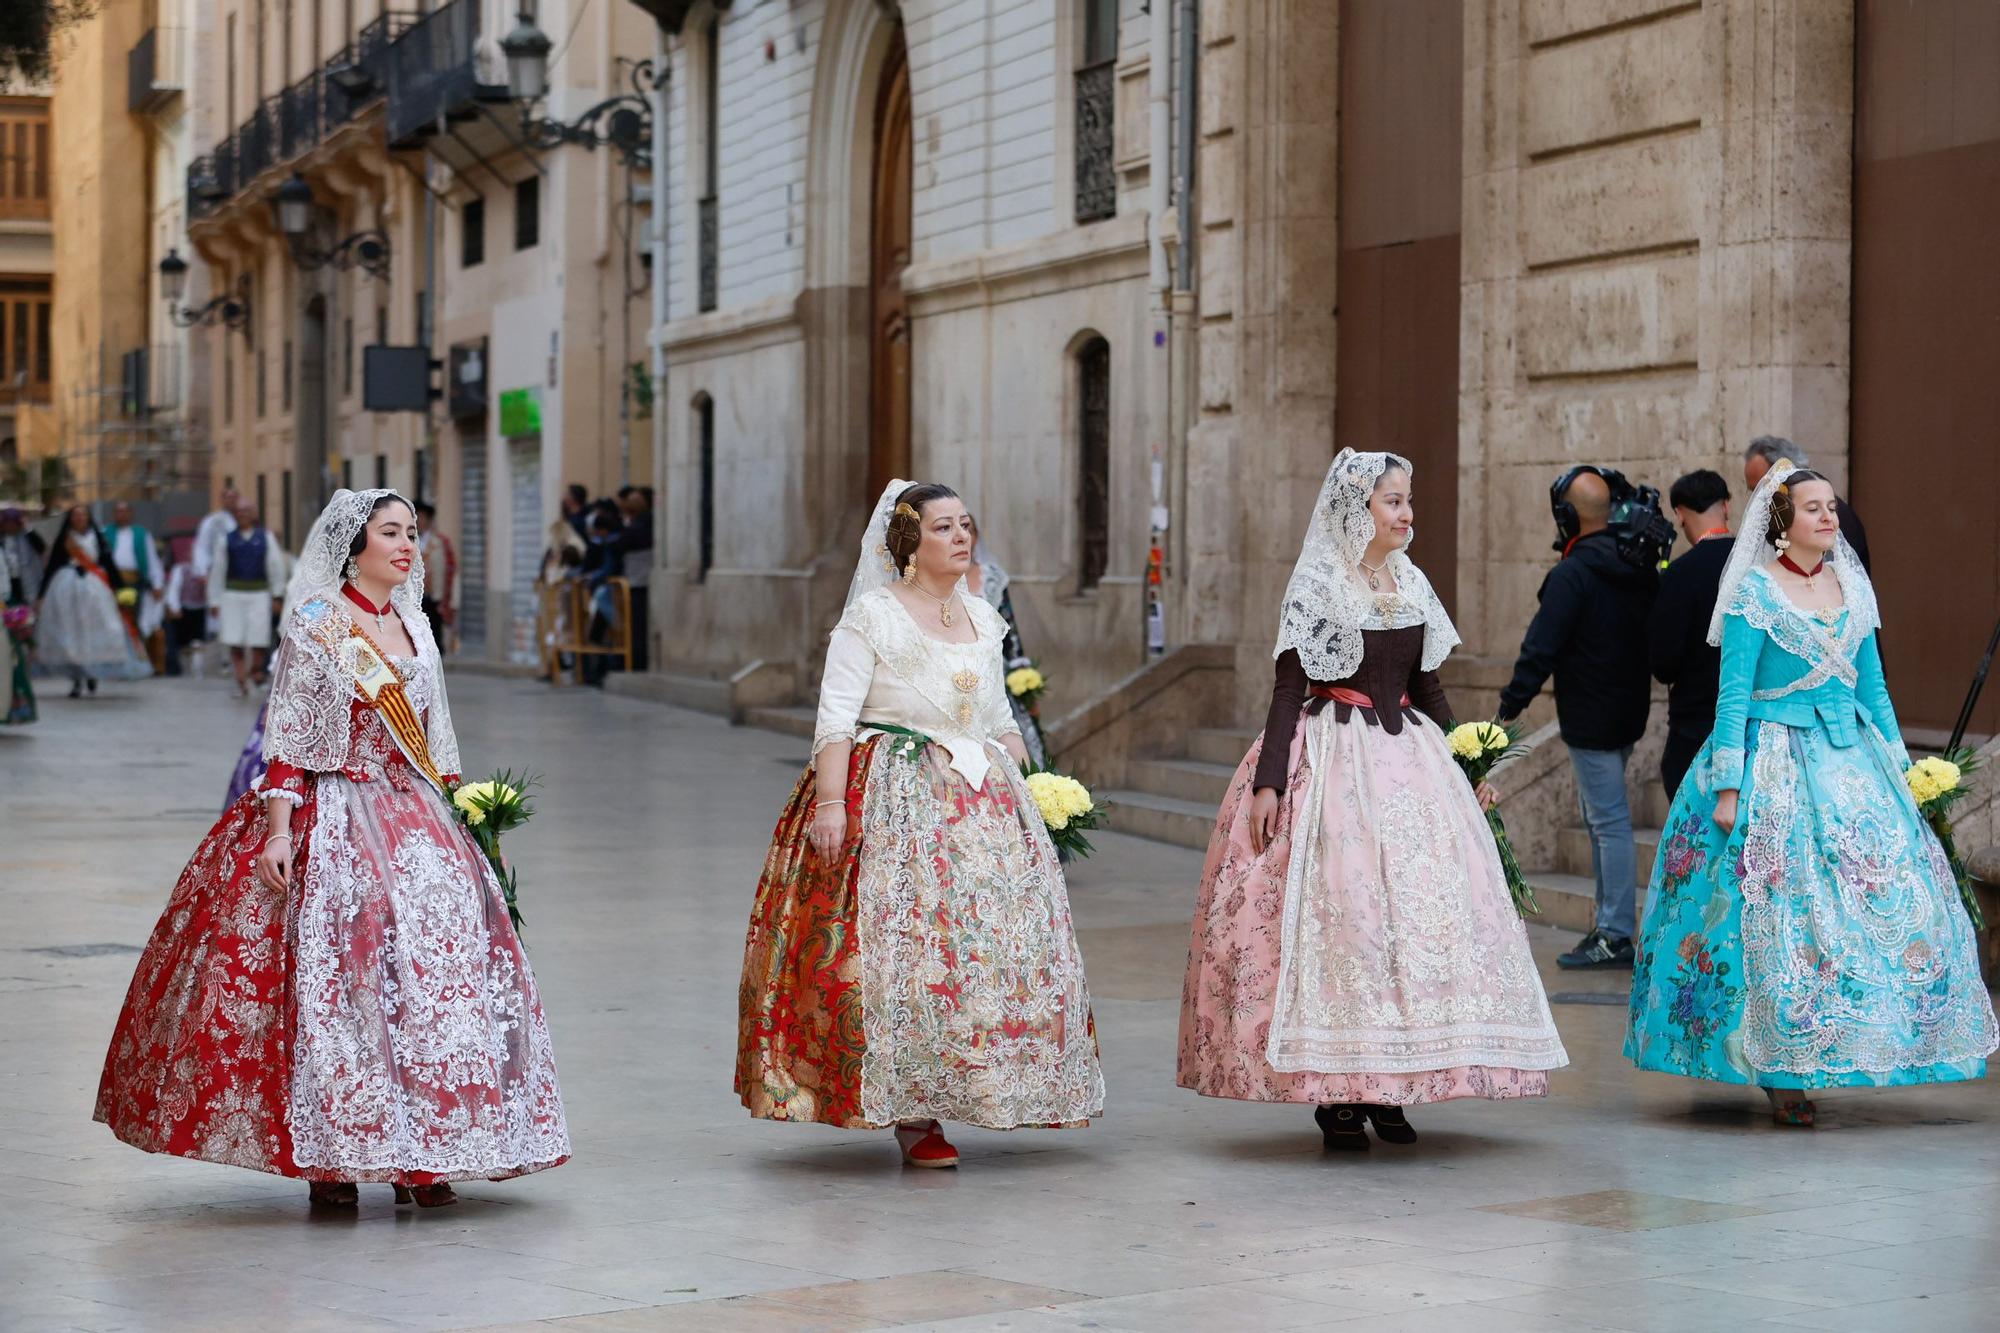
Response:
1307,685,1410,710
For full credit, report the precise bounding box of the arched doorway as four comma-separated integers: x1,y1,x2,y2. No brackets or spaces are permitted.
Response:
867,28,912,498
297,295,329,541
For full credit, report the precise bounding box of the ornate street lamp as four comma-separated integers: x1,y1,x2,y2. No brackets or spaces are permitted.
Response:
268,174,393,280
501,11,663,168
159,248,252,332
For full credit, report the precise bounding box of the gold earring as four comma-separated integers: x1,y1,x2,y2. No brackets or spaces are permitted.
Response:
1773,535,1791,551
345,557,360,582
901,560,917,585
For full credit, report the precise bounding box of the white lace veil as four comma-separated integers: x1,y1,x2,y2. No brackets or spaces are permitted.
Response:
283,487,426,627
1707,460,1879,646
971,535,1009,609
1274,448,1459,681
845,478,915,611
265,487,459,780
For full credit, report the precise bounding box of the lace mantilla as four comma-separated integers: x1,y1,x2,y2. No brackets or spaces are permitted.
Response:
1275,448,1458,683
264,595,460,780
1708,463,1877,647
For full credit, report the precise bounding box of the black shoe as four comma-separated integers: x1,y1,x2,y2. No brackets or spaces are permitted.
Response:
67,679,83,698
1557,928,1634,970
1363,1105,1417,1145
1314,1104,1370,1152
86,677,97,695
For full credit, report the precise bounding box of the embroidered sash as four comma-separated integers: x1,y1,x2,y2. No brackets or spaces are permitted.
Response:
305,612,448,794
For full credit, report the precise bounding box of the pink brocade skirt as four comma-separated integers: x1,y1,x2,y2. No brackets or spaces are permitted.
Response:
1177,715,1566,1106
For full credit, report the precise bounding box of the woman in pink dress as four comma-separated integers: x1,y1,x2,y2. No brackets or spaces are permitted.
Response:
96,489,569,1206
1178,449,1567,1149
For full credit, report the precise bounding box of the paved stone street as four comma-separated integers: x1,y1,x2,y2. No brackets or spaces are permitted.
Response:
3,674,1997,1332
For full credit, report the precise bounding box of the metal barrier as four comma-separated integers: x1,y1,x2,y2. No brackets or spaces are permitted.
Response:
537,576,633,685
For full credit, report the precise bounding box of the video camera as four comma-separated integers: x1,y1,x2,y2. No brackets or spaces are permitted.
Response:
1549,465,1676,571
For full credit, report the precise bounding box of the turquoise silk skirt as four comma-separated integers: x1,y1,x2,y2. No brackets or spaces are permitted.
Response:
1626,718,1996,1089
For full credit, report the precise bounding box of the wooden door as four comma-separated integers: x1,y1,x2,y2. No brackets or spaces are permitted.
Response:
868,31,913,498
1335,0,1462,613
1852,0,2000,740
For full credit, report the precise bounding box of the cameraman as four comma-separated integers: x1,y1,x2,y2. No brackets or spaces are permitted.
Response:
1496,468,1659,970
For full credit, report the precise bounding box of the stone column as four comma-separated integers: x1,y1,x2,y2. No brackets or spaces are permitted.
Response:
1183,0,1341,719
1457,0,1853,680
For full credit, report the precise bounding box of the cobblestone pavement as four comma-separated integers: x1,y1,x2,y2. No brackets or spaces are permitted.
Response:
3,673,1996,1332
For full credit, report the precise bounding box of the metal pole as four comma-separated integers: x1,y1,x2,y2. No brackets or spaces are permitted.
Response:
1947,615,2000,753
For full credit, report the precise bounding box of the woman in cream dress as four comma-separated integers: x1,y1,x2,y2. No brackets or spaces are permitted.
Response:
736,481,1104,1167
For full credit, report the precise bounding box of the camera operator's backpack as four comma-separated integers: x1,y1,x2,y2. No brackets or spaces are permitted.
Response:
1549,466,1676,571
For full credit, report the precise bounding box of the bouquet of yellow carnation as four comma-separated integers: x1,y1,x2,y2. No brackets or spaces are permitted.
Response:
1445,720,1538,916
1006,662,1047,710
1905,748,1984,929
450,770,539,930
1022,763,1105,860
115,587,140,609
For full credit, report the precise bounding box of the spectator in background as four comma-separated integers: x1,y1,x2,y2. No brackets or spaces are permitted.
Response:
1649,470,1733,799
415,501,457,652
580,507,624,686
104,502,167,674
161,541,207,677
1,508,46,603
207,499,288,698
617,485,653,672
1743,437,1869,573
1496,468,1659,971
190,487,239,638
562,483,592,541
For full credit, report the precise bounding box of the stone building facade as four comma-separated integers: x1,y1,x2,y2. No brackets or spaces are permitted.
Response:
137,0,657,660
646,0,1997,743
644,0,1181,712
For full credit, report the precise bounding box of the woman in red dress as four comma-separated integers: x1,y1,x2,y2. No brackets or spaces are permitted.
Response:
95,489,569,1207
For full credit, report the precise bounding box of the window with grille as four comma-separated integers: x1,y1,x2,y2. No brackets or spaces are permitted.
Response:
463,196,485,267
1076,335,1111,591
1074,0,1118,223
514,177,539,250
697,19,720,312
0,99,51,223
696,394,715,580
0,275,53,401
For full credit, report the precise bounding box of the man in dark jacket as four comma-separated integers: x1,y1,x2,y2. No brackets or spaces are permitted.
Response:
1649,470,1733,799
1743,436,1868,572
1496,469,1658,969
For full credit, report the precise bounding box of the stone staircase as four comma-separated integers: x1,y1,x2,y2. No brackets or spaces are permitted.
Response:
1101,726,1671,935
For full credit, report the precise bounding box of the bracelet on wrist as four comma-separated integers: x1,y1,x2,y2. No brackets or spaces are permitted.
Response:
813,799,844,810
265,832,293,845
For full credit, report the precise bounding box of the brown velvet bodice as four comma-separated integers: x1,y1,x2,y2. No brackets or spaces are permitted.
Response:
1253,627,1454,794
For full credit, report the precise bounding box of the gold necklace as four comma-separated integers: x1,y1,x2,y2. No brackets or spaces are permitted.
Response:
910,579,958,628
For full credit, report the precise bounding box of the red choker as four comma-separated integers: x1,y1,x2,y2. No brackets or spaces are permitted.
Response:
341,584,391,616
1776,554,1824,580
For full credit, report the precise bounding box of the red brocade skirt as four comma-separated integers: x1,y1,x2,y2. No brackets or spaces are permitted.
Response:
95,769,569,1184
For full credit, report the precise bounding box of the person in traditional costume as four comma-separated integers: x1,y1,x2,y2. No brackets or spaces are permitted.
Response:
206,499,288,697
1,536,35,725
36,505,152,696
97,489,569,1206
964,515,1049,768
1626,461,1996,1126
104,501,168,673
1178,449,1568,1150
737,480,1104,1168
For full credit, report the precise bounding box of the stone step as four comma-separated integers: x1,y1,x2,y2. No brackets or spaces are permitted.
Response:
1520,871,1603,936
1557,825,1663,884
603,671,731,715
742,704,816,740
1126,756,1236,806
1099,789,1219,851
1187,727,1257,768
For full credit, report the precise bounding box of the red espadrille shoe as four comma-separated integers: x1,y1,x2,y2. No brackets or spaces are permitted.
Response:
894,1120,960,1168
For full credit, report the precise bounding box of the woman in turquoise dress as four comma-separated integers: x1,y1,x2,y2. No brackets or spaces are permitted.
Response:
1626,460,1996,1125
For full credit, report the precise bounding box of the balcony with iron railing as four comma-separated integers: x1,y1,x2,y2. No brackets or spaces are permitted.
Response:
385,0,508,146
128,26,186,114
184,12,419,226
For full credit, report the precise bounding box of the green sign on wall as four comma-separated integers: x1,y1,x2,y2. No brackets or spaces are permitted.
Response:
499,387,542,439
